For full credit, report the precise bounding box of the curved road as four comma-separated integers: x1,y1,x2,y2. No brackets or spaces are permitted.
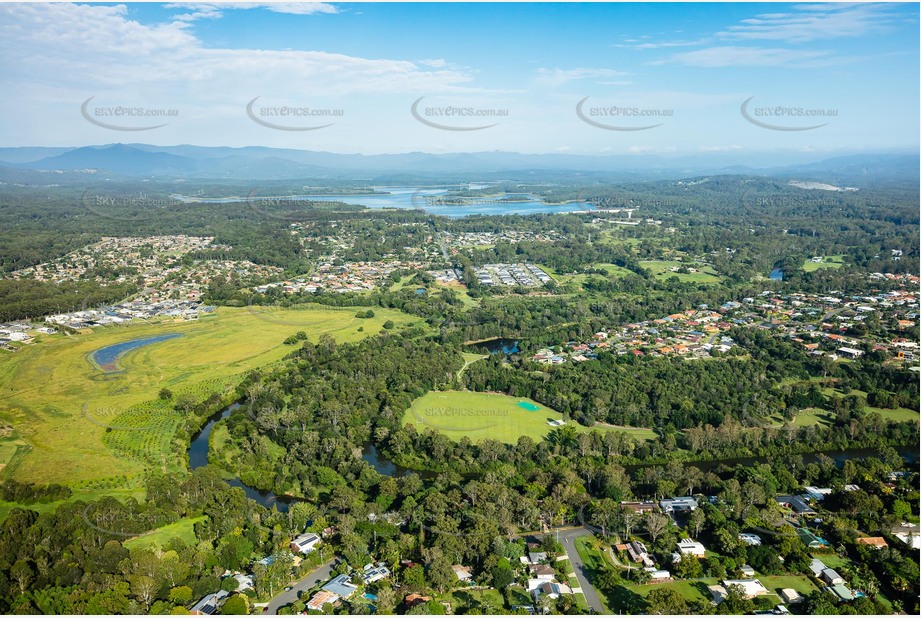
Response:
262,557,336,615
555,527,606,614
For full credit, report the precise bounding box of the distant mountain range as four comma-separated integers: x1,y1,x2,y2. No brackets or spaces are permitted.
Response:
0,143,916,184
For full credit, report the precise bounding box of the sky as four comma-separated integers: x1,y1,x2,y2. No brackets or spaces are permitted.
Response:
0,1,918,156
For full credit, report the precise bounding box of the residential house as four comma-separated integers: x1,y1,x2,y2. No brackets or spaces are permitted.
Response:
530,581,573,601
528,551,549,564
855,537,888,549
362,563,391,585
739,533,762,546
726,579,769,599
828,584,854,602
290,532,321,554
529,564,556,581
821,568,844,586
620,501,658,514
676,538,706,557
404,594,431,609
306,590,341,612
775,495,816,514
452,565,474,583
190,591,229,615
660,496,698,513
809,558,827,578
323,574,359,599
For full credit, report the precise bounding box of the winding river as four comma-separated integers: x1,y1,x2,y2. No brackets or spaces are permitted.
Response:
187,403,434,511
188,403,915,511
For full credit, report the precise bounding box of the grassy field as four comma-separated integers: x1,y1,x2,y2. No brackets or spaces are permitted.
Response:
767,408,835,429
638,260,721,284
802,255,845,272
548,262,634,289
625,578,719,603
123,515,205,550
0,305,418,488
820,387,919,423
402,390,655,445
758,575,818,596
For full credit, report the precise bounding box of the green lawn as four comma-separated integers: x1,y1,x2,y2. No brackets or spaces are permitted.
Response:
820,387,919,423
0,305,418,488
432,588,506,613
812,553,852,569
767,408,835,429
123,515,205,550
0,486,144,523
639,260,721,284
625,578,719,603
402,390,655,445
758,575,818,597
802,255,845,272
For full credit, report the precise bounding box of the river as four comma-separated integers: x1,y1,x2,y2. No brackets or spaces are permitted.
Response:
187,404,435,510
189,405,915,509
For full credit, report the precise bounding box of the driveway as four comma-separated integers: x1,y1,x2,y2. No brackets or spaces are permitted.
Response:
262,557,336,615
555,527,606,614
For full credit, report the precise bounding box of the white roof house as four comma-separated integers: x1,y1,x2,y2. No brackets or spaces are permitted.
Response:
660,497,698,513
676,539,706,557
290,532,321,554
721,579,768,599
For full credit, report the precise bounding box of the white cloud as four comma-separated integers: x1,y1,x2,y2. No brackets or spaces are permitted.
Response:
535,67,631,87
659,46,835,68
0,3,474,95
717,3,899,43
165,2,338,22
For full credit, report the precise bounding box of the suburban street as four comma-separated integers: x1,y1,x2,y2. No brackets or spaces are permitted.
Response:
555,527,606,614
262,557,336,615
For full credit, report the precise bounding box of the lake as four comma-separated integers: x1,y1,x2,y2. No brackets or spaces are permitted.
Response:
91,333,183,372
467,337,520,355
174,186,592,218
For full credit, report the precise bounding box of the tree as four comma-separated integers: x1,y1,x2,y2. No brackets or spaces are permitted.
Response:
10,560,33,596
492,559,515,590
427,558,457,593
688,508,706,538
220,595,249,615
646,587,689,615
169,586,193,606
402,564,427,592
644,512,669,543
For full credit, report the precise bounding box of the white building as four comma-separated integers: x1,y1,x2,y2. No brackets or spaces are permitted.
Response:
290,532,321,554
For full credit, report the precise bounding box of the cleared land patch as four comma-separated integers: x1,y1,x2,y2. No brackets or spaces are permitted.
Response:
639,260,721,284
402,390,655,444
0,305,417,489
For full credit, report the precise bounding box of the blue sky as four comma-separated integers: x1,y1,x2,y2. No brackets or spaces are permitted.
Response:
0,2,917,156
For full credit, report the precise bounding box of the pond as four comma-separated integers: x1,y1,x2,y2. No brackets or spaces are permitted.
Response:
466,337,520,355
90,333,183,372
769,267,784,281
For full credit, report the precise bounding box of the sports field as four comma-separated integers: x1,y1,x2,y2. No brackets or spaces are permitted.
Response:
402,390,656,444
0,305,417,487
